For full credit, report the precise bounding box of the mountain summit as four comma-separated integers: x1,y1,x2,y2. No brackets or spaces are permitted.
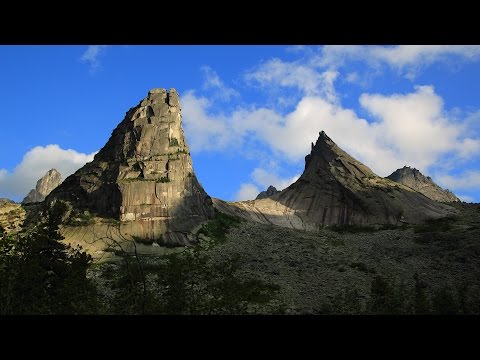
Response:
47,88,214,246
22,169,62,204
386,166,460,203
214,131,456,228
256,185,280,200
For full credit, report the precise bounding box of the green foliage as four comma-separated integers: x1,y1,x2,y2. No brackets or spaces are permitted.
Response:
367,275,408,314
331,287,364,314
349,261,374,274
326,237,345,247
66,209,94,226
197,210,243,244
413,273,431,314
431,287,460,315
169,138,179,146
157,177,170,183
379,223,409,231
110,249,280,315
0,201,97,314
414,216,457,233
329,224,376,234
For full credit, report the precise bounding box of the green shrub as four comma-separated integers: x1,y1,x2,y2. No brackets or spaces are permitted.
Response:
329,224,376,233
349,261,372,273
66,210,94,226
414,216,457,233
157,177,170,183
197,210,243,244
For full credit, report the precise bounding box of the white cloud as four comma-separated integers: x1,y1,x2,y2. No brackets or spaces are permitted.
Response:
80,45,108,73
183,84,479,178
201,66,239,101
251,168,300,191
0,145,96,201
455,138,480,159
182,91,234,151
359,85,460,172
245,58,338,101
457,194,475,203
234,183,260,201
436,170,480,191
316,45,480,78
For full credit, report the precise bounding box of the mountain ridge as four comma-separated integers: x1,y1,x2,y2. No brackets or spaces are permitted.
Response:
386,166,460,203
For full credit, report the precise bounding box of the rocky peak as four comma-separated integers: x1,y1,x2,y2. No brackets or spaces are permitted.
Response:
304,131,376,182
386,166,460,203
22,169,62,204
47,88,215,246
256,185,279,200
215,130,456,228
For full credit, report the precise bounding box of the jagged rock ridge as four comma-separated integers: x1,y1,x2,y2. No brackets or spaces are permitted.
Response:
22,169,62,204
47,88,215,246
214,131,456,229
256,185,280,200
386,166,460,203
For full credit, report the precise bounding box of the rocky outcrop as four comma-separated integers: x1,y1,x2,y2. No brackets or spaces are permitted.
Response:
256,185,280,200
47,88,215,246
386,166,460,203
214,131,457,229
22,169,62,204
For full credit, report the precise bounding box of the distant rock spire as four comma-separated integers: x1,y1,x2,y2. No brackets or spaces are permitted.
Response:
386,167,460,203
256,185,280,200
22,169,62,204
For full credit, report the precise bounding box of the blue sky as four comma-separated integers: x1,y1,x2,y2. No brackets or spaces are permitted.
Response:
0,45,479,203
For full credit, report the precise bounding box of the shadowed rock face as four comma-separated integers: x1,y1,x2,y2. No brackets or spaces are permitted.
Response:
256,185,280,200
386,166,460,203
214,131,457,229
47,88,215,245
22,169,62,204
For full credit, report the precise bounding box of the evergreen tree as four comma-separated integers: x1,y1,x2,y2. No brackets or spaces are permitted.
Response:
0,201,97,314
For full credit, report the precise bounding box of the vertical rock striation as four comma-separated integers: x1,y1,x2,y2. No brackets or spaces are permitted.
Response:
47,88,215,245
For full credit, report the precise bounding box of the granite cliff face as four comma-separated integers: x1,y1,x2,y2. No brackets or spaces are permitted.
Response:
256,185,280,200
386,166,460,203
47,88,215,246
214,131,456,229
22,169,62,204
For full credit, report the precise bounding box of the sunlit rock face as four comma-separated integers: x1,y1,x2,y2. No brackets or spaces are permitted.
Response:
22,169,62,204
47,88,214,245
214,131,457,229
386,166,460,203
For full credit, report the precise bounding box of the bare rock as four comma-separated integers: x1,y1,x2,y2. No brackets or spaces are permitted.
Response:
214,131,457,229
386,166,461,203
256,185,280,200
22,169,62,204
47,88,215,246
